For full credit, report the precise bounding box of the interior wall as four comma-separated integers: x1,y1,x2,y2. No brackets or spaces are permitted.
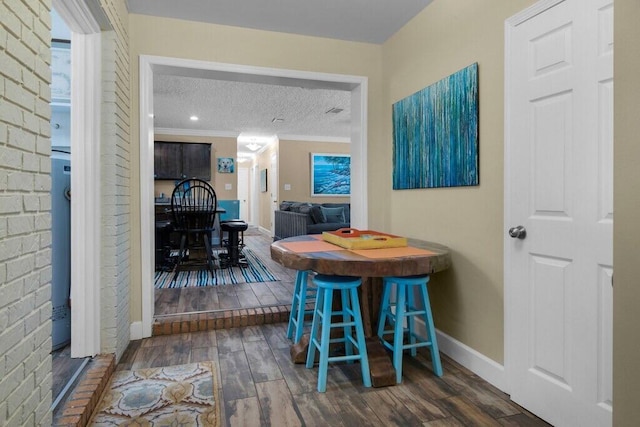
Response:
278,139,351,204
153,134,238,200
381,0,536,363
100,0,132,360
0,2,54,424
613,0,640,423
256,145,276,230
128,14,383,322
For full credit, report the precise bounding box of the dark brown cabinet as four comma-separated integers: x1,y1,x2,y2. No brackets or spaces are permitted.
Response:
154,142,211,180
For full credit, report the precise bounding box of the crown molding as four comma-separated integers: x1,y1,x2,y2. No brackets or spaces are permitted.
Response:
154,127,349,143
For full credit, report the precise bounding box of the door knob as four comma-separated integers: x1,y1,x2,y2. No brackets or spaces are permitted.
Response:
508,225,526,239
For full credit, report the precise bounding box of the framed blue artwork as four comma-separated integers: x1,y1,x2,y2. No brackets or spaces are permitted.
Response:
392,63,479,189
311,153,350,197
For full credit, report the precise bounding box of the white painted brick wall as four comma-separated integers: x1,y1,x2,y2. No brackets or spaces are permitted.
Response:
99,1,132,361
0,1,53,425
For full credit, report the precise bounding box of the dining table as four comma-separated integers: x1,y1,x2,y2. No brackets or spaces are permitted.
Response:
270,232,452,386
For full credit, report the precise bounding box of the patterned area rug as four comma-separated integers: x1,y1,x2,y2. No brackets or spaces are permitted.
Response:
90,362,219,426
154,248,279,289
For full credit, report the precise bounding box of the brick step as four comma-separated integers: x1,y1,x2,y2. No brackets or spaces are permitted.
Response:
152,304,291,336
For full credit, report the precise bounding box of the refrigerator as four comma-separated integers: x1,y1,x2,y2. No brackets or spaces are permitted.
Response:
51,149,71,350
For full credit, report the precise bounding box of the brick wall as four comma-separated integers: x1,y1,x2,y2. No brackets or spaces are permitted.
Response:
0,0,54,425
98,0,131,360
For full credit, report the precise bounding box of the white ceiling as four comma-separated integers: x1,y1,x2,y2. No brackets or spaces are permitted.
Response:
128,0,433,155
126,0,432,44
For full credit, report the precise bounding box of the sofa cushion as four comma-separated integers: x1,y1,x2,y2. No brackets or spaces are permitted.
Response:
320,206,346,223
279,201,294,211
321,203,350,222
289,202,310,213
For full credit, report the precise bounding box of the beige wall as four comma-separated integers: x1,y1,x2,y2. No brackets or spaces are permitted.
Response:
128,14,383,322
613,0,640,423
278,139,351,204
153,135,238,200
381,0,537,363
256,145,276,230
126,3,640,421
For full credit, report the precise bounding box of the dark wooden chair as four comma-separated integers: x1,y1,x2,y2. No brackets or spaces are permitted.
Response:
170,178,218,277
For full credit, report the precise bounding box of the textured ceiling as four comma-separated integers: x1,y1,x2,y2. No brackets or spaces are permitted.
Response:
153,75,351,143
127,0,433,44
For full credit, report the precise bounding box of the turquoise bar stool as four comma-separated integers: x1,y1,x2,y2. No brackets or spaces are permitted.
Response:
306,274,372,392
286,270,317,343
377,275,443,383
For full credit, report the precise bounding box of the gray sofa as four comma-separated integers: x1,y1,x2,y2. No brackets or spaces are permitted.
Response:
274,201,350,240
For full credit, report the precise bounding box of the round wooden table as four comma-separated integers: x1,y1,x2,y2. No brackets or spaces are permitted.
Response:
270,233,452,386
270,234,452,277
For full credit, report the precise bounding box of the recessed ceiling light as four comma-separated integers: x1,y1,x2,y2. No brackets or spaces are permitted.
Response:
246,143,261,151
190,115,199,121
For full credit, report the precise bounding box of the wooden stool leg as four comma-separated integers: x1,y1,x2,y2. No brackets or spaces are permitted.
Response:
377,278,392,339
306,286,323,369
350,286,372,388
341,288,354,359
316,287,334,392
419,282,442,377
407,284,417,357
393,282,406,384
287,271,304,340
294,272,310,344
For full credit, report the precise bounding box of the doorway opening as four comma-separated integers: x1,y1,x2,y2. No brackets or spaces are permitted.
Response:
139,55,369,337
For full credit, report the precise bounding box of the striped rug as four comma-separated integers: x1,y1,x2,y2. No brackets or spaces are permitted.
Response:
154,248,279,289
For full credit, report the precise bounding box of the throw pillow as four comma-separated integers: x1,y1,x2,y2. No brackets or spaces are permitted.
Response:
320,206,345,223
310,205,325,224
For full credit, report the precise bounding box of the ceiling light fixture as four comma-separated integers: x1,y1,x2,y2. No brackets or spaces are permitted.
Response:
246,143,261,151
272,117,284,123
189,115,199,121
325,107,344,114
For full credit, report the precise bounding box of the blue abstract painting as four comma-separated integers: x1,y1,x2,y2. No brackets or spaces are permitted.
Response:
392,63,479,189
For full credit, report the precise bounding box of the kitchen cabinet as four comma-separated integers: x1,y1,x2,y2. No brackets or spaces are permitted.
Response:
154,142,211,180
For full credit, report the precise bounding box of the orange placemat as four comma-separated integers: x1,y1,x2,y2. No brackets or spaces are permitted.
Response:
351,246,436,259
280,240,343,253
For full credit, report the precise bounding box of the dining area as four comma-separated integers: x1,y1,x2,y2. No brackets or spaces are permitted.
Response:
270,229,453,392
155,177,250,277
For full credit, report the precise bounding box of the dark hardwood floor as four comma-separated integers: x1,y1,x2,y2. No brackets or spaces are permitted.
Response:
118,323,550,426
134,230,550,426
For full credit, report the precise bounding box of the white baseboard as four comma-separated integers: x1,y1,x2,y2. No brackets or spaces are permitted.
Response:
435,329,507,393
413,318,507,393
130,321,143,340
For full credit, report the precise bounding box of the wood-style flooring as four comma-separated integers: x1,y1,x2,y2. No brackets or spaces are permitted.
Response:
139,231,550,425
154,231,296,317
118,323,550,426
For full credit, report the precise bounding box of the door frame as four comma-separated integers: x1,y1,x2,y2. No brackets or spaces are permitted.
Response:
139,55,369,337
503,0,568,394
52,0,103,358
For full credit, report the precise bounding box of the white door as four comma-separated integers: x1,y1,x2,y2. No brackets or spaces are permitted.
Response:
505,1,613,426
238,167,250,223
270,153,279,236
